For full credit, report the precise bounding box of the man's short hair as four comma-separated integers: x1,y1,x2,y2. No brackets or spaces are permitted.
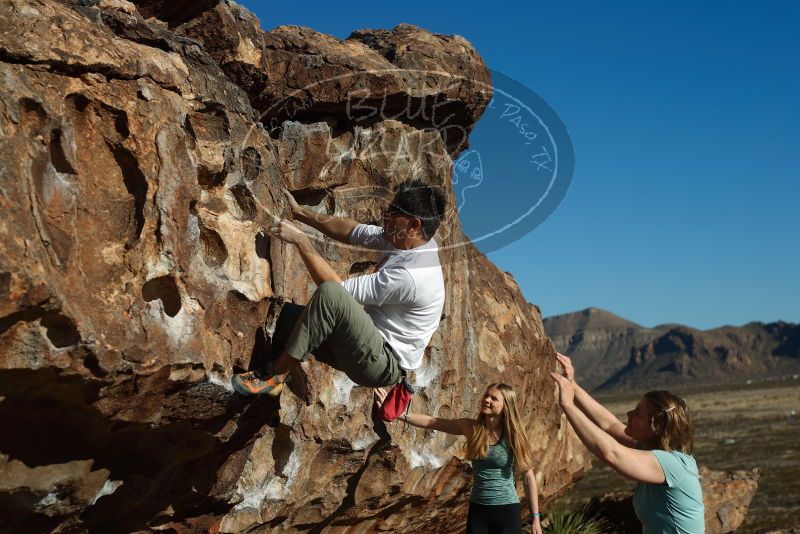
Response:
389,179,448,240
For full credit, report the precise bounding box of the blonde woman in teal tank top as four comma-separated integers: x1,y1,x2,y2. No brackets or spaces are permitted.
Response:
551,353,705,533
375,383,543,534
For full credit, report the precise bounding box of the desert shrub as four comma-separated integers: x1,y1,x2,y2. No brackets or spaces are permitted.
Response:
542,503,611,534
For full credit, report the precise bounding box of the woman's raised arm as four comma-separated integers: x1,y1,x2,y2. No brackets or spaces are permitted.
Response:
551,371,665,484
557,353,637,447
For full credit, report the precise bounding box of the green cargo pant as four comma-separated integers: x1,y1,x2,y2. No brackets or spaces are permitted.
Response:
283,281,401,388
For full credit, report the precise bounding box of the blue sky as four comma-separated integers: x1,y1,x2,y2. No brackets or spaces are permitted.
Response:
241,1,799,329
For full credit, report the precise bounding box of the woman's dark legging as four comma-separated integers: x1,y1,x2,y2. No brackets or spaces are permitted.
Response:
466,502,521,534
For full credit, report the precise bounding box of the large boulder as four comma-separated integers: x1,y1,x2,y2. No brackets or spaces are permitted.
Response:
701,467,761,533
0,0,588,531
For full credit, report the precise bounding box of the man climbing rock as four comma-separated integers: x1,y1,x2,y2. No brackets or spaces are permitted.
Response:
232,179,447,397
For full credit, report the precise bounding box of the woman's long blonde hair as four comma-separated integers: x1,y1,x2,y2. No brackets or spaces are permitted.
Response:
463,383,534,474
643,390,695,453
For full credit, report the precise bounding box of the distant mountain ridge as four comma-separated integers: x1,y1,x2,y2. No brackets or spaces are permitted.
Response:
543,308,800,392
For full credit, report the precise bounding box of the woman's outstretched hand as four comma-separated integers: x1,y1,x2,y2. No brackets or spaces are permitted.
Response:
556,352,576,384
531,518,543,534
373,387,388,409
551,353,576,408
551,351,578,407
550,371,575,408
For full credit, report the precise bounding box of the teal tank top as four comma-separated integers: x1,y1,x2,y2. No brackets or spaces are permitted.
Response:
470,438,519,505
633,450,705,533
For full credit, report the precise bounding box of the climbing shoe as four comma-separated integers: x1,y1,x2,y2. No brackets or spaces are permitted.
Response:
231,369,284,397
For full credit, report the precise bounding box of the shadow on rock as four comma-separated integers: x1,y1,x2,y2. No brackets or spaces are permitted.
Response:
0,368,281,533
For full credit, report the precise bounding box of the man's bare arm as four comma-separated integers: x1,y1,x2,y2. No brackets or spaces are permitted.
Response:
271,219,341,285
284,189,359,243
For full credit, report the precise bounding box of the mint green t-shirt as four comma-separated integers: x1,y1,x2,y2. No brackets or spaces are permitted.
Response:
633,450,705,534
470,439,519,505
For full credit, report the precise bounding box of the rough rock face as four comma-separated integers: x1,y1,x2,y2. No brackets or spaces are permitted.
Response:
0,0,588,532
701,468,761,533
348,23,493,155
172,1,491,156
587,466,760,534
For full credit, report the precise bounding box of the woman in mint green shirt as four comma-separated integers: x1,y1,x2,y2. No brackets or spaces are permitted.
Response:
375,383,543,533
551,353,705,534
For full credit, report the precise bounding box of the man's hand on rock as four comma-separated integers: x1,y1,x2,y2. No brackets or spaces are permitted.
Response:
283,188,302,217
270,219,308,247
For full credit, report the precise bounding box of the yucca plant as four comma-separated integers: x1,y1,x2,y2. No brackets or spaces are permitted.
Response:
542,503,611,534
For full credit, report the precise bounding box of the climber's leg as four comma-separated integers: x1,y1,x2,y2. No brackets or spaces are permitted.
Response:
283,281,400,386
232,282,400,396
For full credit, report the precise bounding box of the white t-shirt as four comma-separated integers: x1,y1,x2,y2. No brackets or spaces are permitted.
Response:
341,224,445,370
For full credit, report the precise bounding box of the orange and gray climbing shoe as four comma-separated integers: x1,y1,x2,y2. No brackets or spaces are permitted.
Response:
231,369,284,397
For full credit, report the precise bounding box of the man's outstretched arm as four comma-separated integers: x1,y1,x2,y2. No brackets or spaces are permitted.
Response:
284,189,359,243
271,219,341,285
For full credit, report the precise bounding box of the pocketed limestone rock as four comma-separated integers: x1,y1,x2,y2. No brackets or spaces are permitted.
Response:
170,1,491,157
